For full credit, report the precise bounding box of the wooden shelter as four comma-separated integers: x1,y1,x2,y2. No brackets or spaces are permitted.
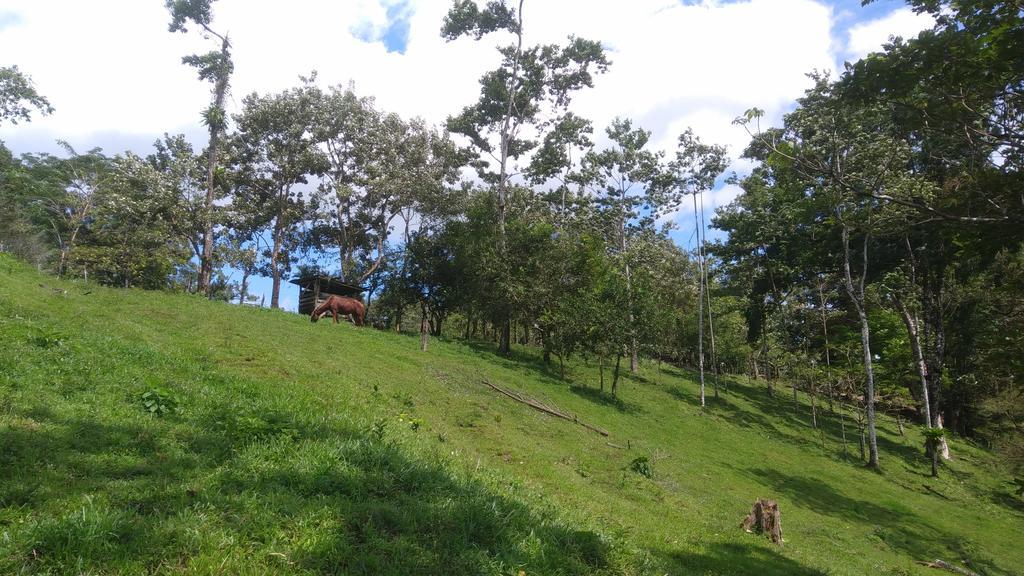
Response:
290,275,364,315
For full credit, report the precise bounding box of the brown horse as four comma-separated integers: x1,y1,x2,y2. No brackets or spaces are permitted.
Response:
311,295,366,326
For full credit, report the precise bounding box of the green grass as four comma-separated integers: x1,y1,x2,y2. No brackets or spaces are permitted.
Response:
1,253,1021,575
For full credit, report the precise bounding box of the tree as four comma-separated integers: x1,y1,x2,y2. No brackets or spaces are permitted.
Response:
442,0,609,354
231,86,327,308
166,0,234,296
579,118,671,373
673,129,728,404
147,134,209,277
37,143,111,277
0,65,53,126
733,74,944,470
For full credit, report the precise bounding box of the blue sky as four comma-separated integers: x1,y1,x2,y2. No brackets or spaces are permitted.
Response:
0,0,933,311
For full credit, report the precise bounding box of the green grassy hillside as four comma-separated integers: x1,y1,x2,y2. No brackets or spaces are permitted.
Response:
1,254,1022,575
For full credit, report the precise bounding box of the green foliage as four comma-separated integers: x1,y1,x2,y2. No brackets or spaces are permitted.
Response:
0,65,53,126
140,388,178,416
628,456,652,479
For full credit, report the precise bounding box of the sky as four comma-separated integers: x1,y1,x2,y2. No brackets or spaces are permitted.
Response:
0,0,934,311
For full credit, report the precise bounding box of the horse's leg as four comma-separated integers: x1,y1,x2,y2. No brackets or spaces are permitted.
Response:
333,309,340,323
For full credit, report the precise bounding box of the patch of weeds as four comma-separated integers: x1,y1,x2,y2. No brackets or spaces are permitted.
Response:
370,417,387,442
29,332,63,349
140,388,178,417
398,412,423,431
393,392,414,408
629,456,653,479
455,409,482,428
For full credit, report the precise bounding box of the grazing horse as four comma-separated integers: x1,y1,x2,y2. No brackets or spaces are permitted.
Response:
311,295,366,326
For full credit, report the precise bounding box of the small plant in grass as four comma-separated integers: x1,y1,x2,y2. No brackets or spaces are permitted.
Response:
140,388,178,416
398,412,423,431
629,456,653,479
370,417,387,441
30,332,63,349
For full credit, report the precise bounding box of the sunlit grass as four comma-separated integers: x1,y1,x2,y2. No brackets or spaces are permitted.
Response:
1,253,1021,575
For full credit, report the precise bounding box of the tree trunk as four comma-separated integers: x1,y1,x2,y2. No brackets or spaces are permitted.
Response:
923,278,951,460
420,301,429,352
841,225,879,469
238,270,250,305
493,1,524,358
612,354,622,397
698,187,719,399
499,319,511,354
840,400,849,460
894,295,932,429
198,35,230,297
270,220,283,309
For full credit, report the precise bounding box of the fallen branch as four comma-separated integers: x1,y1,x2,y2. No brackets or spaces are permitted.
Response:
916,559,980,576
922,484,952,501
482,379,609,436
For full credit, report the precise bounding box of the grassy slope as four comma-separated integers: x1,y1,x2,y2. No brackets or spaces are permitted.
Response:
1,254,1022,576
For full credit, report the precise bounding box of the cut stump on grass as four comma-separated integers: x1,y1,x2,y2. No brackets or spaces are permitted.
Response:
741,498,783,544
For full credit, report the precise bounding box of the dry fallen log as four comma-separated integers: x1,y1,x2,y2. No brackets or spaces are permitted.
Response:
916,559,980,576
482,379,609,436
741,498,783,544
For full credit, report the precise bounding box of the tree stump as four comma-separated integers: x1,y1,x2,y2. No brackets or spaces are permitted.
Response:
741,498,783,544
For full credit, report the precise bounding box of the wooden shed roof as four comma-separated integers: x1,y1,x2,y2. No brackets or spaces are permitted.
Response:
289,275,364,295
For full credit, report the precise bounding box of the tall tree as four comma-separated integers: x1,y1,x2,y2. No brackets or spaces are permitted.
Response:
673,130,728,403
166,0,234,295
734,76,939,469
231,86,327,308
442,0,609,354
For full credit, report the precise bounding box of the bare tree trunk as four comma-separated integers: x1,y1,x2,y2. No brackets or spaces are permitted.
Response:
492,0,524,357
817,277,835,413
238,269,250,305
894,296,932,430
694,192,706,407
270,218,283,309
840,400,849,460
841,224,879,469
420,300,429,352
612,354,622,397
699,187,719,399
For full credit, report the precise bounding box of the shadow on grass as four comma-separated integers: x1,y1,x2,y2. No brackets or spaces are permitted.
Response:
656,542,826,576
989,488,1024,515
742,467,1012,575
0,400,614,575
462,340,569,388
568,385,643,414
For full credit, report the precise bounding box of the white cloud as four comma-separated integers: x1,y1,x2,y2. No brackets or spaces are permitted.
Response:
846,7,933,61
2,0,874,252
2,0,837,152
